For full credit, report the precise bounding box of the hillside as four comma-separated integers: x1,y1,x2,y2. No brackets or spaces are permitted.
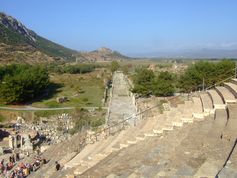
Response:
76,47,131,62
0,12,76,63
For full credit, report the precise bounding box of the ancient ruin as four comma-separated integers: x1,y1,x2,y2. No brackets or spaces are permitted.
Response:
0,72,237,178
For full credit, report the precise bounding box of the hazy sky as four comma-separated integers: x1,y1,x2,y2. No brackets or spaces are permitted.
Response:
1,0,237,56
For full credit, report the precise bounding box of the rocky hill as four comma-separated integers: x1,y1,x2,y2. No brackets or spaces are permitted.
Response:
76,47,131,62
0,12,77,63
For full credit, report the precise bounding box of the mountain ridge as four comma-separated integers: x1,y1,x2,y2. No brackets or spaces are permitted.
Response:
76,47,131,62
130,48,237,59
0,12,77,63
0,12,132,63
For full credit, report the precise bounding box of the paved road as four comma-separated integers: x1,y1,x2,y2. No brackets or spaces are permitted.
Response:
0,106,108,111
107,72,136,126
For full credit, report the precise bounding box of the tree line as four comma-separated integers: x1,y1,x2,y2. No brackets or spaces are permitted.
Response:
47,63,96,74
0,64,49,103
0,63,100,104
178,60,235,92
132,60,235,97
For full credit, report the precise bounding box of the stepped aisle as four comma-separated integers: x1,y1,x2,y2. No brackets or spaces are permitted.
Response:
108,72,136,128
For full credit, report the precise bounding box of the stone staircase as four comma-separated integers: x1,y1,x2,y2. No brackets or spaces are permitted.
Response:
62,96,208,177
31,78,237,178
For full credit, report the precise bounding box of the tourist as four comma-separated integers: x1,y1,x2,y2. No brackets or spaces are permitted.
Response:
0,159,5,174
7,162,13,170
9,156,12,163
55,161,60,171
42,158,47,164
12,155,15,163
23,166,29,176
10,170,16,178
16,153,20,162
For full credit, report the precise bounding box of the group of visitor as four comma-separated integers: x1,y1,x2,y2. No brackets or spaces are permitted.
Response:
0,153,20,174
0,154,47,178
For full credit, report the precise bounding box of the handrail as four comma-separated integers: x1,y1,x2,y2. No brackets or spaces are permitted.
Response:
205,75,235,91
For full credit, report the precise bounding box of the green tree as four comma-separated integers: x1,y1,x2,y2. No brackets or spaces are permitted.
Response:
178,60,235,92
132,68,155,96
152,71,175,96
0,64,50,104
110,61,120,73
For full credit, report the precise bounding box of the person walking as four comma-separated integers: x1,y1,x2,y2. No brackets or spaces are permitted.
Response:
55,161,60,171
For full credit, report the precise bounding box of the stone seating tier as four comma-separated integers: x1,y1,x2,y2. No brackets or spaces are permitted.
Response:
215,86,237,104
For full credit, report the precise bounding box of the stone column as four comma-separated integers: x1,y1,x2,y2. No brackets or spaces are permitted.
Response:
9,135,14,149
14,136,17,149
20,135,23,148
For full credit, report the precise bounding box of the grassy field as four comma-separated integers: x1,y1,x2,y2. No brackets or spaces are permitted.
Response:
32,70,106,108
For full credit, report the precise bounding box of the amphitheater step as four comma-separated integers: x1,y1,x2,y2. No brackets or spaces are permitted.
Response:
121,120,151,144
64,140,103,168
153,120,174,132
134,116,160,138
224,82,237,98
199,92,214,115
113,116,160,149
152,115,173,134
172,119,184,127
230,78,237,85
74,165,89,175
215,86,237,104
181,115,193,123
105,174,118,178
75,129,140,175
82,135,116,162
207,89,226,109
93,152,109,160
97,130,128,153
192,96,203,113
227,104,237,124
127,172,140,178
65,130,127,169
193,160,222,178
181,100,196,123
214,109,228,127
